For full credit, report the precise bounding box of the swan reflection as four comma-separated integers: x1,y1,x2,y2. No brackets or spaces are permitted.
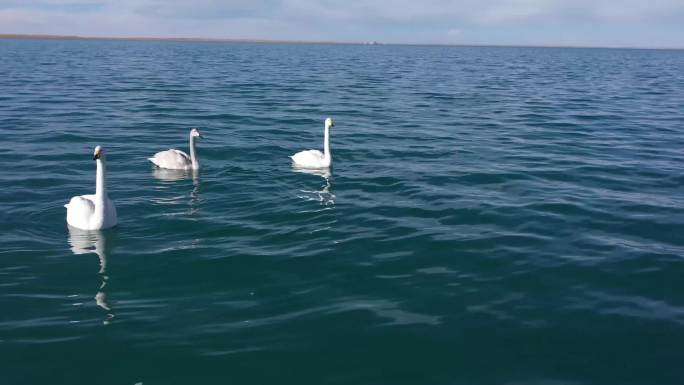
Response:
292,166,335,206
152,168,199,182
67,226,115,324
151,168,201,215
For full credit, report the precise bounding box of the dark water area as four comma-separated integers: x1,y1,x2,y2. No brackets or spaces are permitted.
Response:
1,39,683,384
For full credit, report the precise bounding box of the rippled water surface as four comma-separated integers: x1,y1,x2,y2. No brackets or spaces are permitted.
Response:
1,39,684,384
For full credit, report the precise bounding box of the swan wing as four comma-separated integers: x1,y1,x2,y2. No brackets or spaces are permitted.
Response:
65,195,95,229
291,150,326,168
149,149,192,170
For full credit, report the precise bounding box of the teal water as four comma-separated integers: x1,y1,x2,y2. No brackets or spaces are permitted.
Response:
1,39,684,384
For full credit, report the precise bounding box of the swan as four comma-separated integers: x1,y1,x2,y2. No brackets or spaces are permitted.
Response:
149,128,203,170
290,117,334,168
64,146,118,230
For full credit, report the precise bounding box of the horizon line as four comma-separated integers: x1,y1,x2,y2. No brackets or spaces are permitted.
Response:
1,33,682,51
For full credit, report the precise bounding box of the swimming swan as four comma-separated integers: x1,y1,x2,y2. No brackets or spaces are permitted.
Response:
149,128,203,170
290,118,334,169
65,146,118,230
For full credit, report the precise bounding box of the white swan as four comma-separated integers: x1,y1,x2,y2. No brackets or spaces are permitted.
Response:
290,118,334,168
148,128,202,170
65,146,118,231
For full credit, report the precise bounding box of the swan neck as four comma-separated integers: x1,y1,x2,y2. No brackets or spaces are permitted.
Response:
189,135,199,170
323,125,331,162
95,158,107,200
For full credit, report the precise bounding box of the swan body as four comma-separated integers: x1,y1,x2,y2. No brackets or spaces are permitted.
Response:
65,146,117,230
291,118,334,169
291,149,326,167
148,149,193,170
149,128,202,170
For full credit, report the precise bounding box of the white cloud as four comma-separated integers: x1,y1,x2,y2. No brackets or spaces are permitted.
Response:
447,28,462,36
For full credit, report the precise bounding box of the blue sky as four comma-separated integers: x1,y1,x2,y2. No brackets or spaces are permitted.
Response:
1,0,683,48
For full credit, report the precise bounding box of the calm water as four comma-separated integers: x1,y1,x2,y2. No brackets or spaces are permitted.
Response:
1,39,684,385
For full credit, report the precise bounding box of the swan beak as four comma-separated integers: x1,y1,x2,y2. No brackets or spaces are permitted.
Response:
93,150,101,160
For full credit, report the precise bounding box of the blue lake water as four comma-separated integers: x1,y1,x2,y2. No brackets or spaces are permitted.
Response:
1,39,684,384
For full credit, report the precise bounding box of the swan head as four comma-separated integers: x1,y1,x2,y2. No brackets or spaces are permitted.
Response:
93,146,105,160
325,117,335,129
190,128,203,138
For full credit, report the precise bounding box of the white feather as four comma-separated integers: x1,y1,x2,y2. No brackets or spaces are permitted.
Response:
149,149,192,170
149,128,201,170
65,147,117,230
291,118,334,169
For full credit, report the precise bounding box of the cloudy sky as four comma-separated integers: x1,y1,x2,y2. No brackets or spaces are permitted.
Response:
1,0,683,48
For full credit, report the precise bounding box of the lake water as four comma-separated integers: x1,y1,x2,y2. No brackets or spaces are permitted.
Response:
1,39,683,384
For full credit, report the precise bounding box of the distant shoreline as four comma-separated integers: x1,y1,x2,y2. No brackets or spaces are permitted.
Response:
0,33,681,50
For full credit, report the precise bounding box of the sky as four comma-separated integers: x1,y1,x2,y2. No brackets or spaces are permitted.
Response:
1,0,683,48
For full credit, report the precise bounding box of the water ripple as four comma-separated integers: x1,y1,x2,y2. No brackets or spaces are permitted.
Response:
0,41,683,385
